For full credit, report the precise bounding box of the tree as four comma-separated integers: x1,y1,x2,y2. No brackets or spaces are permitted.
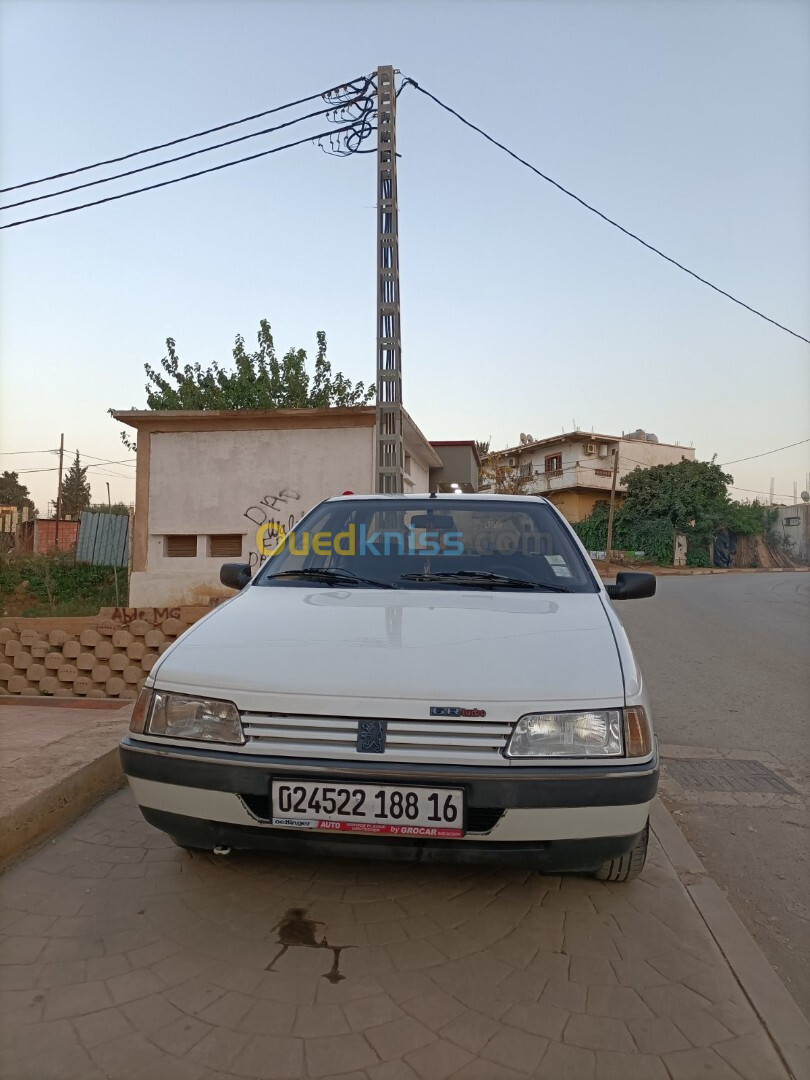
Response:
478,453,536,495
87,502,130,515
0,471,36,514
59,451,91,517
476,439,491,458
620,458,733,532
112,319,375,449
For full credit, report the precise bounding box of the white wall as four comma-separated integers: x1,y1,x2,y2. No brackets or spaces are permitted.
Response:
130,425,375,606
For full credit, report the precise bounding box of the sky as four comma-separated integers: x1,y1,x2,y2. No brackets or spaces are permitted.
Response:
1,0,808,514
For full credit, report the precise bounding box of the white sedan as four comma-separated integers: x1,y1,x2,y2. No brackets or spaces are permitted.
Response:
121,494,658,881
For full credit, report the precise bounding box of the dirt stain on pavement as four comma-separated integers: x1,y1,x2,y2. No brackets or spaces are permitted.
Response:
265,906,354,983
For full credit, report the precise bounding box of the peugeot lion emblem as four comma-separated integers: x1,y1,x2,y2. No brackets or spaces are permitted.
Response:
357,720,387,754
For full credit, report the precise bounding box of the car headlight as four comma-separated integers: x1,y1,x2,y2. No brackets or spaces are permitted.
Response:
505,709,626,757
131,689,244,745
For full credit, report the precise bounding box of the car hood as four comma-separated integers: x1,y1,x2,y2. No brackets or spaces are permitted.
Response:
151,585,625,716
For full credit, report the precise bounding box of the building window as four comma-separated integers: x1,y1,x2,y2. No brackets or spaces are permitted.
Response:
519,462,533,478
209,534,243,557
165,535,198,558
545,454,562,473
784,517,801,526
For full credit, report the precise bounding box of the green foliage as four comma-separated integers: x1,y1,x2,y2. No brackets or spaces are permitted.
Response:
0,471,36,514
573,502,675,565
111,320,375,449
574,459,780,565
86,502,131,516
0,551,126,617
59,451,91,516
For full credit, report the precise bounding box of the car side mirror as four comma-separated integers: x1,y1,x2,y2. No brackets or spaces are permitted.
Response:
606,571,656,600
220,563,252,590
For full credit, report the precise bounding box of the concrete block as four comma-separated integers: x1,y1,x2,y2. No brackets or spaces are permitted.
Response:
13,652,32,670
8,675,31,693
129,620,151,637
19,687,39,696
109,654,128,672
123,665,142,684
0,662,15,681
53,686,74,697
144,629,165,649
140,653,158,673
76,652,96,671
4,640,22,656
44,652,64,670
62,640,82,659
91,665,112,684
48,629,71,647
73,676,93,696
30,641,50,658
158,642,173,655
79,628,102,647
96,620,118,637
58,664,79,683
105,677,125,697
126,641,147,661
86,688,108,698
120,684,139,699
112,630,133,648
27,663,47,682
162,618,184,636
39,676,61,695
93,640,114,660
0,628,16,644
19,629,39,647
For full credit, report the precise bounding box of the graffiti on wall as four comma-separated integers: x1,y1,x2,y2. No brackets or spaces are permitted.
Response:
244,487,302,569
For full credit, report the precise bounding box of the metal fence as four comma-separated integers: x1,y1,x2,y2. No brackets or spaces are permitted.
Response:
75,512,130,568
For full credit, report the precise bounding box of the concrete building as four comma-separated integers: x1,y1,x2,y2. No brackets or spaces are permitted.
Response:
774,502,810,562
15,518,80,554
114,407,479,606
481,429,695,522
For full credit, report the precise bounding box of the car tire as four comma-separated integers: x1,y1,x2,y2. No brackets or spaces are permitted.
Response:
593,821,648,882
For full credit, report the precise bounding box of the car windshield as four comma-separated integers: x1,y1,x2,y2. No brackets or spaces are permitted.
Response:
253,498,598,593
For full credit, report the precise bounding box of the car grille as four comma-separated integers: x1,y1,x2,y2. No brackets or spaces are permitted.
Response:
239,713,514,766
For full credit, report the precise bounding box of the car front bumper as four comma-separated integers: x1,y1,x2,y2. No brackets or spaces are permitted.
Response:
120,736,658,871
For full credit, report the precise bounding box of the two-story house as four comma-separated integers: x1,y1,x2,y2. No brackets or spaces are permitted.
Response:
481,429,695,522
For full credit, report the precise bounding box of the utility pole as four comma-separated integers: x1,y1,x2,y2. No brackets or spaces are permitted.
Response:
374,65,404,494
605,448,620,577
107,482,120,607
54,433,64,550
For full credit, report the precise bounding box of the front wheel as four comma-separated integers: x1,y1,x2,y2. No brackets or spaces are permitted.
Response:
593,822,648,882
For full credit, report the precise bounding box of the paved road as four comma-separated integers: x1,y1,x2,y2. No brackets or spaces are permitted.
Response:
618,572,810,1014
0,791,788,1080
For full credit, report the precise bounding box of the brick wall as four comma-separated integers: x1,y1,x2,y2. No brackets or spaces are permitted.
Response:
0,606,211,699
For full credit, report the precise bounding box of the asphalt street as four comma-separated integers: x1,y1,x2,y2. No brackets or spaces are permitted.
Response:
618,572,810,1015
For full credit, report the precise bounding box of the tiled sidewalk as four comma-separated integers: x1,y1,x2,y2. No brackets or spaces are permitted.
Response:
0,789,792,1080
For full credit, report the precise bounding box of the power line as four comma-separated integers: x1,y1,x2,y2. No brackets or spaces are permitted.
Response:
0,92,372,212
0,448,59,455
0,120,367,230
404,78,810,346
719,438,810,466
0,73,372,194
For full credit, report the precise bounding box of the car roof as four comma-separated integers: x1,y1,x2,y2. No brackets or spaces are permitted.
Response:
324,493,551,504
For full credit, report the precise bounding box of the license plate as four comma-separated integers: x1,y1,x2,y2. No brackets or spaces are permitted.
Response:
271,780,465,838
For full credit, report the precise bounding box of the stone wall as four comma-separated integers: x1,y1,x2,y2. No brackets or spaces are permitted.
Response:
0,606,211,699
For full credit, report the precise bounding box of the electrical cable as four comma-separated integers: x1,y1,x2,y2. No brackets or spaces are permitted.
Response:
0,120,370,230
0,89,372,212
404,77,810,346
719,438,810,466
0,73,372,194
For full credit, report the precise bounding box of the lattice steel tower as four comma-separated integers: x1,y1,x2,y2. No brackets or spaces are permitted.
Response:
374,66,404,493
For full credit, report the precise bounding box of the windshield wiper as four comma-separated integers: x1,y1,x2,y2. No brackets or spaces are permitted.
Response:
263,568,398,589
400,570,571,593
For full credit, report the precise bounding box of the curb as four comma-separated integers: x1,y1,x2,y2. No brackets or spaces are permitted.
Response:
0,746,125,872
650,798,810,1079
